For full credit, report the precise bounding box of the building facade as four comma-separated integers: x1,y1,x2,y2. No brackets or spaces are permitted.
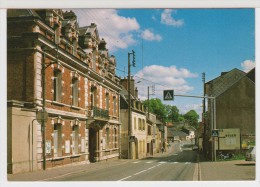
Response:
120,78,147,159
7,9,121,174
205,68,255,159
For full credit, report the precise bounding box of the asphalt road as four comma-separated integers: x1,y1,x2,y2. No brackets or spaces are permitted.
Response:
49,142,197,181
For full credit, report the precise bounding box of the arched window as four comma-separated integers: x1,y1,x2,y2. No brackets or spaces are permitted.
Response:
54,69,62,102
138,118,141,130
72,78,79,106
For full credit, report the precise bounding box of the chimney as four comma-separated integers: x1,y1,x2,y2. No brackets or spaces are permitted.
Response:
120,77,135,96
135,87,138,97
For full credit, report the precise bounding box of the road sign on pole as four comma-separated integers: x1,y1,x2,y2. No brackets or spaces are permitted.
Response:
36,110,49,123
163,90,174,101
212,129,219,137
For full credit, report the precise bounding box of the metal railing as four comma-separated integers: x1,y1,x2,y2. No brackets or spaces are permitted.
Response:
88,106,109,119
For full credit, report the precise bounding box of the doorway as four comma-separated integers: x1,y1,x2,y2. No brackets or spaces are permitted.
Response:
89,128,97,162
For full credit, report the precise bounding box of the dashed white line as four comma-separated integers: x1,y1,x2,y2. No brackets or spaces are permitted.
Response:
132,161,141,164
134,170,147,175
185,162,191,164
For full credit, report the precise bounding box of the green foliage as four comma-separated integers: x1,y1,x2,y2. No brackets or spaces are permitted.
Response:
143,98,199,127
143,98,167,121
183,110,199,128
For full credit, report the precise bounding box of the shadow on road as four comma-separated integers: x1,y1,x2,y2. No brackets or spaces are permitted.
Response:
235,163,255,166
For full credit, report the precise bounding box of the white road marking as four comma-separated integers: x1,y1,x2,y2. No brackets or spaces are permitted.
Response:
145,161,153,163
134,170,147,175
118,175,132,181
185,162,191,164
158,161,167,164
132,161,141,164
173,162,178,164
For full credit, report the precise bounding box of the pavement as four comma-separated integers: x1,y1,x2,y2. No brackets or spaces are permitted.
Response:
198,152,256,181
6,145,256,182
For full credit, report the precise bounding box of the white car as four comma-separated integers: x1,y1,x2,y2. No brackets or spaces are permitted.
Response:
245,146,256,161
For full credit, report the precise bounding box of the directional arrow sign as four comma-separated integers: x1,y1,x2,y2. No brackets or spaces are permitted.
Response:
163,90,174,101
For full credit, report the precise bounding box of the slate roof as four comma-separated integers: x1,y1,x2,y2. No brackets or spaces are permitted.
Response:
167,129,189,138
205,68,246,97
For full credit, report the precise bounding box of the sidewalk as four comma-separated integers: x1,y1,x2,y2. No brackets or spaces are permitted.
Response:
7,147,174,181
7,159,132,181
198,152,255,181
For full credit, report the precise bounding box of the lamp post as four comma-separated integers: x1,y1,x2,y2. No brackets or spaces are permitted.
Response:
41,45,58,170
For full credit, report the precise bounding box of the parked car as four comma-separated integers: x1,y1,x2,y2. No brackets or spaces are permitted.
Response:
192,145,199,151
245,146,256,161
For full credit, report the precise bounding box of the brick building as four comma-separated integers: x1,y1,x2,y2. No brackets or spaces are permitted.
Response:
7,9,121,174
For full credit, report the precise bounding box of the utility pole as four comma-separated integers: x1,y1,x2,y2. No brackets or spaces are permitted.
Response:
128,50,135,159
147,86,150,118
202,72,206,156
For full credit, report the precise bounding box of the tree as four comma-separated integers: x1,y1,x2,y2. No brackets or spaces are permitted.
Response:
183,110,199,128
143,98,167,121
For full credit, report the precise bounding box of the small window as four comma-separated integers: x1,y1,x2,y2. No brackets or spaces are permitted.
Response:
92,50,97,70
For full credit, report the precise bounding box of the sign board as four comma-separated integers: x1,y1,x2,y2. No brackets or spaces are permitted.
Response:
46,140,52,154
129,136,135,142
218,128,240,150
36,109,49,123
163,90,174,101
211,129,219,137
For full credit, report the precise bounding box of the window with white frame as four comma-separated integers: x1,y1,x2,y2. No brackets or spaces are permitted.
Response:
72,78,79,106
114,128,117,148
54,69,62,102
53,123,62,157
106,93,109,111
113,96,116,115
72,125,79,155
90,86,97,108
106,128,110,149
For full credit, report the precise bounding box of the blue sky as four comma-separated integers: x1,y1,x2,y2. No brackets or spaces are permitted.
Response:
73,8,255,118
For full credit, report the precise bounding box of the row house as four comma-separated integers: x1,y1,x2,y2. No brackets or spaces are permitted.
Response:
120,78,147,159
146,113,156,157
7,9,121,174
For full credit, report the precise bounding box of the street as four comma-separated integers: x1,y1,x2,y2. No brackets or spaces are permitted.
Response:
47,142,197,181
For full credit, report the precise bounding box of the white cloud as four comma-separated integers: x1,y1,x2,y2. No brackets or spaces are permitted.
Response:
241,60,255,72
134,65,198,100
71,9,140,51
140,29,162,41
161,9,184,27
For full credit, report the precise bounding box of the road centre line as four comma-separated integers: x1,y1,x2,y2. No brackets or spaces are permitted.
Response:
134,170,147,175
